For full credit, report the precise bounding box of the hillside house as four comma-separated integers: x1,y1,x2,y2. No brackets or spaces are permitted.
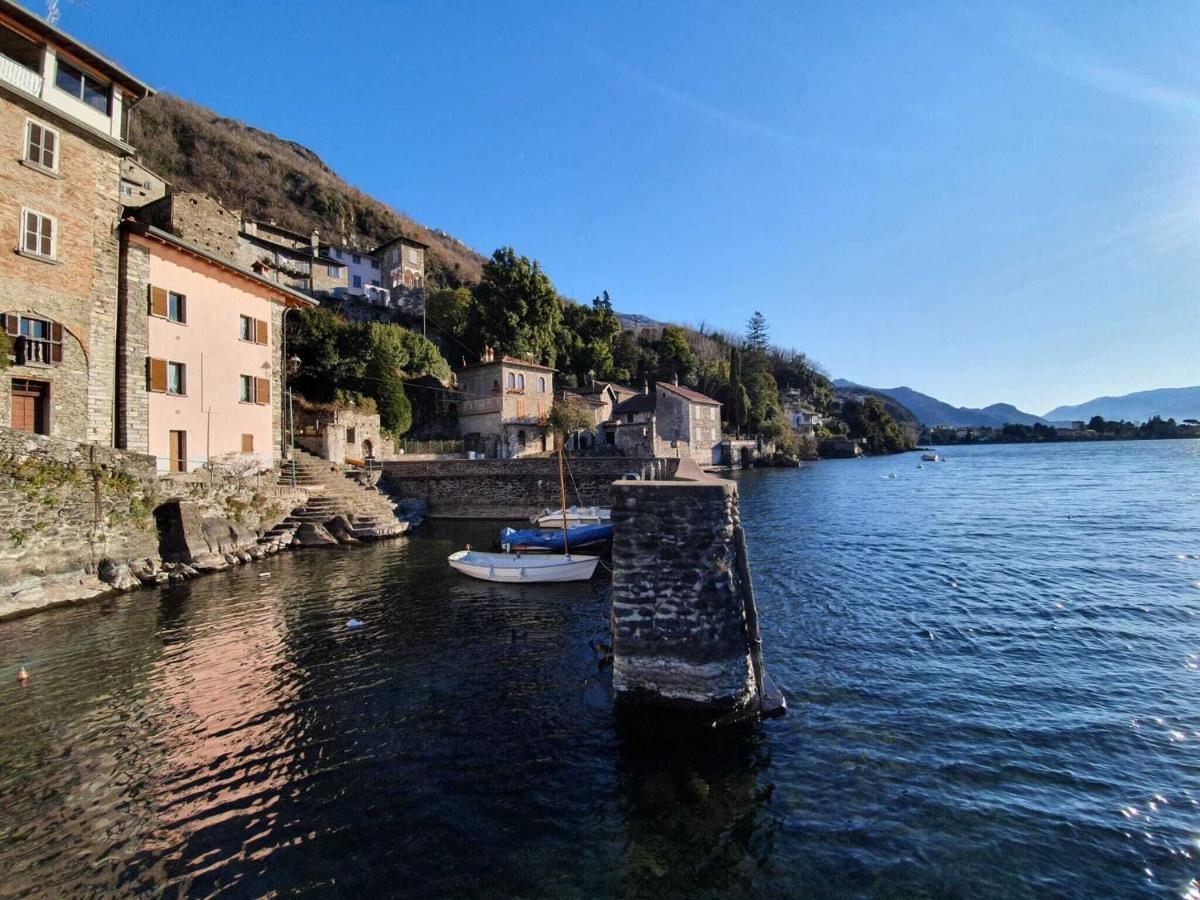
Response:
0,0,152,441
374,234,427,314
601,380,722,465
238,218,347,297
561,380,639,449
116,221,315,472
454,347,555,458
323,243,389,305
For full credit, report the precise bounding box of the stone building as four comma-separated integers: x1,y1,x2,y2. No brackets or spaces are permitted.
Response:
141,191,241,261
602,380,723,465
238,218,347,297
0,0,152,441
116,221,315,472
374,234,427,313
322,242,388,304
454,347,555,458
293,402,393,465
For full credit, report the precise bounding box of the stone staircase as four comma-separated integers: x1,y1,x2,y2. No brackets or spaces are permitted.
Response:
263,449,408,547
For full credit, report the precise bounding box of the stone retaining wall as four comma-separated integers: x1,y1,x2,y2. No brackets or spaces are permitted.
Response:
609,460,757,714
0,427,303,619
379,456,678,518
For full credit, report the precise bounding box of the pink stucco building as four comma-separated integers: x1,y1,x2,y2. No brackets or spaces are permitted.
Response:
116,222,314,472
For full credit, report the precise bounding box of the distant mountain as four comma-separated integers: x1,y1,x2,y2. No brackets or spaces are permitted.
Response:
833,381,1045,428
1044,386,1200,424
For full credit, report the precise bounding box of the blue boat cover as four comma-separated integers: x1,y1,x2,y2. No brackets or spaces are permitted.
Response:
500,523,614,551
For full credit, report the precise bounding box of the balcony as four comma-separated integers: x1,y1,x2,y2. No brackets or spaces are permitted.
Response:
0,51,41,96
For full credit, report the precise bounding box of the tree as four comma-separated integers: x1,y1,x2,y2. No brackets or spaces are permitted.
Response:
745,310,770,353
1087,415,1106,432
653,325,697,384
727,346,748,434
425,286,472,339
468,247,562,365
842,397,909,454
542,395,595,443
745,368,782,435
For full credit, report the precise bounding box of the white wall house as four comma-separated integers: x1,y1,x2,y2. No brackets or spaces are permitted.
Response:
324,244,386,302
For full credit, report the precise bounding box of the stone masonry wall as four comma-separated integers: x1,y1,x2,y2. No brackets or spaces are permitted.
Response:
380,457,677,517
115,235,150,450
0,426,303,619
0,89,124,444
609,464,757,713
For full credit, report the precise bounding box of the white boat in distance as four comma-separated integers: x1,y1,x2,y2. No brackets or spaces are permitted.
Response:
921,452,941,462
448,550,600,583
530,505,611,529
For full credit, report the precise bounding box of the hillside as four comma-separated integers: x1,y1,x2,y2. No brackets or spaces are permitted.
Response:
833,384,920,430
129,94,485,287
834,381,1044,428
1045,386,1200,423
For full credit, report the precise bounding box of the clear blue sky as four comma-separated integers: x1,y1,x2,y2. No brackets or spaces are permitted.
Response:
41,0,1200,414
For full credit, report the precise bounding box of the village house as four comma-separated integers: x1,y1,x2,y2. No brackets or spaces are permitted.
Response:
323,242,389,305
0,0,152,441
561,380,640,450
116,220,315,472
238,218,347,297
454,346,555,458
374,234,427,313
601,379,723,465
780,388,825,436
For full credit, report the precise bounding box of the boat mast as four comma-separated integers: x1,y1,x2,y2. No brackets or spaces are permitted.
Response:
557,440,571,555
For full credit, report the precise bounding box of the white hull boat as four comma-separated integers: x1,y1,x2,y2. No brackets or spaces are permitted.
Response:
448,550,600,583
531,505,611,529
921,452,941,462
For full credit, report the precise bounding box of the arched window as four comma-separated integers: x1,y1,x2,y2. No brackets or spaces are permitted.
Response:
538,376,546,393
507,372,515,389
517,374,525,390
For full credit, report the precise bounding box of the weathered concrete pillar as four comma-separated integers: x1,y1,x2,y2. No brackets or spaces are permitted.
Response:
610,460,779,719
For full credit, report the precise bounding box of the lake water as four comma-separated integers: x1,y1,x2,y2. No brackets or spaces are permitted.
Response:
1,441,1198,898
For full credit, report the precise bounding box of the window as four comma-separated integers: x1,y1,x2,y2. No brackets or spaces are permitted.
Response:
4,314,62,365
20,209,54,259
538,377,546,393
370,279,380,287
25,121,57,172
327,265,339,277
239,315,268,344
352,253,361,264
370,259,379,270
167,291,186,323
517,374,525,390
517,430,526,448
55,58,110,115
239,374,270,405
492,379,500,394
507,372,515,389
334,249,342,259
167,361,185,395
352,274,362,289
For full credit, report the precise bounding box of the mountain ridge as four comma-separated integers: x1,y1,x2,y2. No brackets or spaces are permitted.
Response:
1044,386,1200,423
832,381,1045,428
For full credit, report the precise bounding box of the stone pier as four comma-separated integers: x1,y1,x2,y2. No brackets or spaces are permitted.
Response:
609,459,783,720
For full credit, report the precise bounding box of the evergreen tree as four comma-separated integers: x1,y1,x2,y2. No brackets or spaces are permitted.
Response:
468,247,562,365
728,346,748,434
746,310,770,353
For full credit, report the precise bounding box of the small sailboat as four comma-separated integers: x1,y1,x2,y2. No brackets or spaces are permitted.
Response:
449,432,600,583
448,549,600,582
530,505,611,529
500,523,614,552
921,452,941,462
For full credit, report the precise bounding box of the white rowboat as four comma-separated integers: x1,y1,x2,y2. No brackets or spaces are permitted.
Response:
531,505,611,529
448,550,600,583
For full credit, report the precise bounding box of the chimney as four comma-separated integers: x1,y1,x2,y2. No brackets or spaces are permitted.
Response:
310,229,320,257
673,372,679,386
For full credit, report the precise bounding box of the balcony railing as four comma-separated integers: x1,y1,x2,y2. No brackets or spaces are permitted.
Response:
460,396,502,415
0,52,43,97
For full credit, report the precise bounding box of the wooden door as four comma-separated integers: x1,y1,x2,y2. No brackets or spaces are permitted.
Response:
11,379,47,435
168,430,186,473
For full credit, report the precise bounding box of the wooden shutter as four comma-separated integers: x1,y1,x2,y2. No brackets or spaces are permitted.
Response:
149,285,168,318
49,321,62,364
255,377,270,405
241,433,254,452
147,357,167,392
255,318,268,345
4,314,18,336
